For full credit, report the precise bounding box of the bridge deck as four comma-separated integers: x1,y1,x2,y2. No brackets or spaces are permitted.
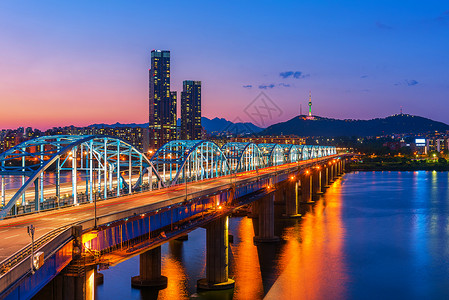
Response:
0,156,336,265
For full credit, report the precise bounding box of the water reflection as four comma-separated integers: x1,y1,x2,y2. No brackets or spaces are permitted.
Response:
96,172,449,300
265,179,347,299
230,217,264,299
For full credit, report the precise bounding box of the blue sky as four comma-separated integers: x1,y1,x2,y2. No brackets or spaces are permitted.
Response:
0,0,448,129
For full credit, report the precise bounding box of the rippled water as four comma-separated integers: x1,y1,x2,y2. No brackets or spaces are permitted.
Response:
96,171,449,299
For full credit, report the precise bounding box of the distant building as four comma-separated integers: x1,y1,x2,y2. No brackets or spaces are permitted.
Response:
427,138,448,153
181,80,202,140
230,135,306,145
383,141,407,151
149,50,177,149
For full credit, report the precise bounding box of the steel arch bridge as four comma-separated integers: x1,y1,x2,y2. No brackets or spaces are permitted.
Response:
0,136,337,220
0,135,162,219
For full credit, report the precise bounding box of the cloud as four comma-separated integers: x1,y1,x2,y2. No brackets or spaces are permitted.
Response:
360,75,368,78
280,71,294,78
242,85,252,89
436,10,449,21
376,22,393,30
280,71,309,79
406,79,419,86
395,79,419,86
278,83,290,87
258,84,275,89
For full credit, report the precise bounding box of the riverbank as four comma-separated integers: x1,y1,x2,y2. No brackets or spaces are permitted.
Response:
350,161,449,171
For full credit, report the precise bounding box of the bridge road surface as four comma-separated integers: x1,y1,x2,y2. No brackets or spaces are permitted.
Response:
1,174,149,203
0,157,333,265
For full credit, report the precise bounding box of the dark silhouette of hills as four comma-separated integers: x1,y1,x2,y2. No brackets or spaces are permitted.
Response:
260,114,449,137
89,117,264,135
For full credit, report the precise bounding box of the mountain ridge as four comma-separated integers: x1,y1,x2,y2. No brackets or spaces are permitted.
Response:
88,117,264,135
259,114,449,137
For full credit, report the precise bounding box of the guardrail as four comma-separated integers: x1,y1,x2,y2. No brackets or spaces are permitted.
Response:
0,226,73,296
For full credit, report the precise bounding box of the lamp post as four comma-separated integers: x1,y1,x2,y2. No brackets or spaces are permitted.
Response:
94,192,97,229
27,225,35,274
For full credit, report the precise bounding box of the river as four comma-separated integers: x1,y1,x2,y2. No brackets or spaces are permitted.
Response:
96,171,449,299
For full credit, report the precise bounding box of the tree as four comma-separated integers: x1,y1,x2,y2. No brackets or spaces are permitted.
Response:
438,157,447,164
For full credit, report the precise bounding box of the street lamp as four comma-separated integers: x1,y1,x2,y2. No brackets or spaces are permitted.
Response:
27,225,35,274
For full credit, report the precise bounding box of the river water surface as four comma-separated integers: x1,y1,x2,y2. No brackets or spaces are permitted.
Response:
96,171,449,299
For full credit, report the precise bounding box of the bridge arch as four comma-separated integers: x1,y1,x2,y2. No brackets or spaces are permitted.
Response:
281,144,302,163
258,143,285,167
221,142,263,172
0,135,162,219
150,140,230,186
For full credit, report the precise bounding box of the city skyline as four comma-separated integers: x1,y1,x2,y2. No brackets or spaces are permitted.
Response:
148,50,177,149
0,1,448,130
181,80,202,140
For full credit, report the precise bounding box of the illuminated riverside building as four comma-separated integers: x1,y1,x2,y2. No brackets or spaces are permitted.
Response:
181,80,202,140
229,135,306,145
149,50,177,149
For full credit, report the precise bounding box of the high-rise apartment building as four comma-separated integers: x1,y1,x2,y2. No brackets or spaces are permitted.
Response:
149,50,177,149
181,80,202,140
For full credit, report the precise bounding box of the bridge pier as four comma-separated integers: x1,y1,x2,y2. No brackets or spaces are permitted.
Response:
322,166,329,189
248,200,259,219
312,170,323,197
131,246,168,289
284,181,301,218
197,216,235,290
34,265,96,300
300,172,313,204
338,160,343,176
253,191,280,243
329,162,335,183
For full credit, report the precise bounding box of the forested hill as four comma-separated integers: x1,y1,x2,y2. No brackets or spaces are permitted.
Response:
260,114,449,137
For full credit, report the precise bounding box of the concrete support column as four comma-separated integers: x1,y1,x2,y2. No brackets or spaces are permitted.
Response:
284,181,301,218
197,216,235,290
300,172,313,203
132,246,167,289
312,170,323,196
336,161,341,177
34,265,96,300
248,200,259,219
254,192,280,243
329,163,335,182
321,166,329,189
274,186,285,204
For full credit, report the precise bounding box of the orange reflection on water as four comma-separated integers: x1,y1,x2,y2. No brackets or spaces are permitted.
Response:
266,178,348,299
158,241,189,300
231,217,264,300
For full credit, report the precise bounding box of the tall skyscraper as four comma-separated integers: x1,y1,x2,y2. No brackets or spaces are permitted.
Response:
149,50,177,149
181,80,202,140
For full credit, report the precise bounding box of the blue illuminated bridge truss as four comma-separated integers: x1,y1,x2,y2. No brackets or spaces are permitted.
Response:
0,135,336,220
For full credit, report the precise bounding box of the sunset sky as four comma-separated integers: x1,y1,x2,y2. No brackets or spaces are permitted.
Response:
0,0,448,129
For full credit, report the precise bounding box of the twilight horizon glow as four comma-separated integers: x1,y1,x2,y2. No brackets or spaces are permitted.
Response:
0,0,448,130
